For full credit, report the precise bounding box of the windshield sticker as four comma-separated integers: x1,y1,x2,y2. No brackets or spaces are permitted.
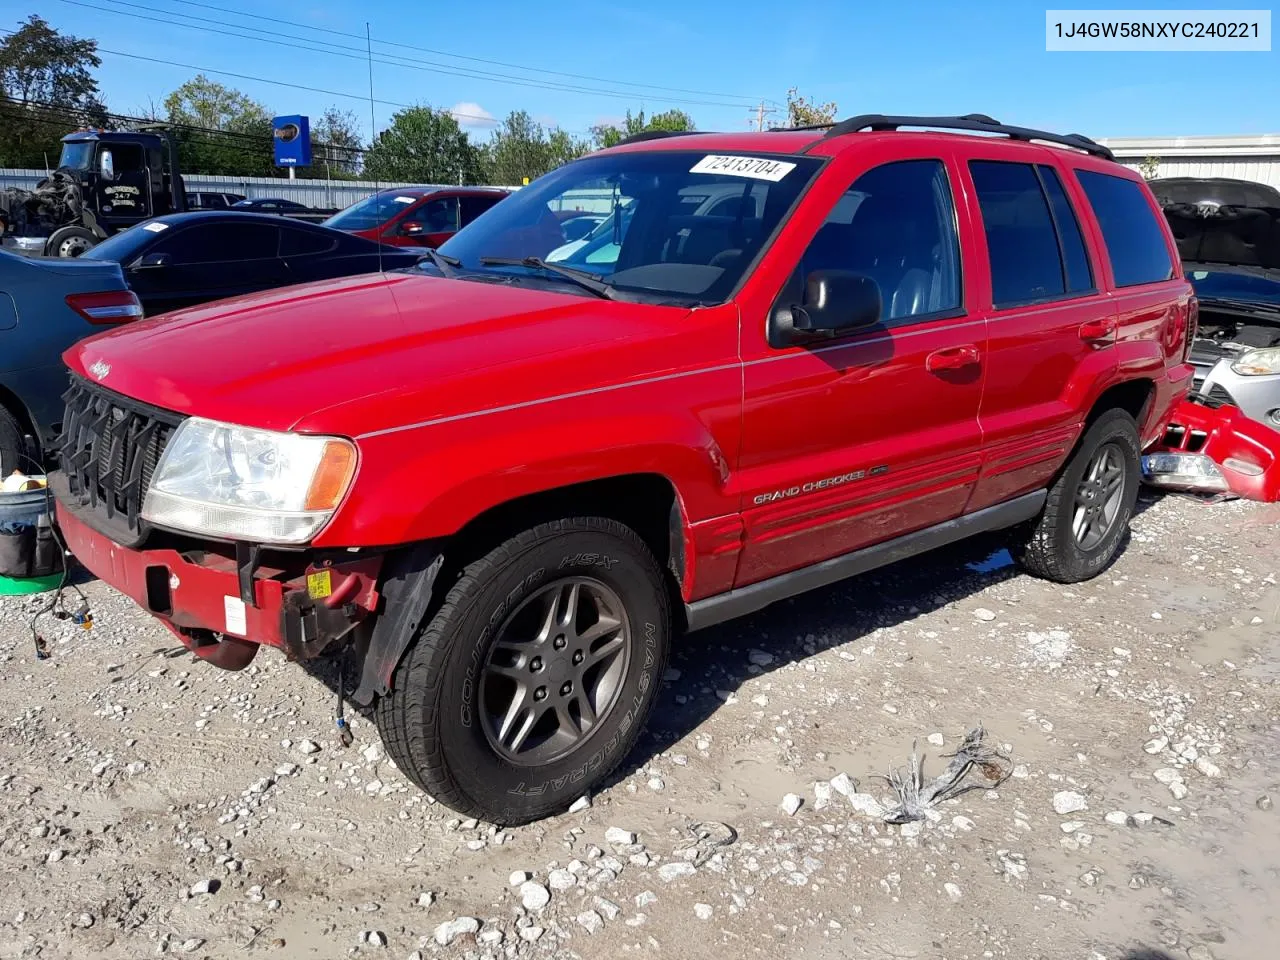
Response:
689,155,797,182
142,221,169,232
393,196,416,203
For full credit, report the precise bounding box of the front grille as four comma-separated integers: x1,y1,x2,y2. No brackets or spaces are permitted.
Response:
57,377,185,536
1198,383,1236,409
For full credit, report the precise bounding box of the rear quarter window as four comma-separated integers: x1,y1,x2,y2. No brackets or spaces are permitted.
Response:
1075,170,1174,287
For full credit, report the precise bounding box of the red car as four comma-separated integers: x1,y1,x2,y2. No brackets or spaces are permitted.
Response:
53,114,1194,825
322,186,509,248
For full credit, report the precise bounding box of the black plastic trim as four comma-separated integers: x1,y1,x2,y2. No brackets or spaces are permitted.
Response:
684,490,1047,631
614,130,704,147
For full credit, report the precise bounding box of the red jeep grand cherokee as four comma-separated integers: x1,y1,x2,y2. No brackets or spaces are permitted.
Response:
53,114,1196,824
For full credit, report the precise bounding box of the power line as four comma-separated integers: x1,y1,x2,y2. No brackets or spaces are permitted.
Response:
155,0,768,103
54,0,757,110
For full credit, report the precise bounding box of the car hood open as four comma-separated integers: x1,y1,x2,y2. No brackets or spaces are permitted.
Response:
1153,177,1280,273
64,270,697,436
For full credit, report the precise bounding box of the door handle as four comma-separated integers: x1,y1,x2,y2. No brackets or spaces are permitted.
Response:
1078,317,1117,342
925,344,980,373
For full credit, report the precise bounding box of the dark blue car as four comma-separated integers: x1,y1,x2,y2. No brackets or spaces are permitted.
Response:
0,247,141,473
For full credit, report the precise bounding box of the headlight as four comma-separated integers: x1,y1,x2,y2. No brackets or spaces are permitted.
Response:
141,418,356,544
1230,347,1280,377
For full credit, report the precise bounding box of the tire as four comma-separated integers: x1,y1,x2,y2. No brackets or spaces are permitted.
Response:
45,226,97,259
0,405,30,476
1014,408,1141,583
376,517,672,824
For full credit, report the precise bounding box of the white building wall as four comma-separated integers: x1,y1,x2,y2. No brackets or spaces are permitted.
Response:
1097,134,1280,189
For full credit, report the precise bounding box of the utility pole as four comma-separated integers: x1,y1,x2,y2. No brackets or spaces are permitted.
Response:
749,101,777,131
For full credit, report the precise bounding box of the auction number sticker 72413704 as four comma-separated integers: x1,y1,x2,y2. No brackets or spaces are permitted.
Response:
690,155,797,182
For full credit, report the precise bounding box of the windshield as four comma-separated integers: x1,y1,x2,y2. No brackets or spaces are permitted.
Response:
58,141,94,170
324,193,419,230
83,221,162,263
439,151,822,303
1189,268,1280,306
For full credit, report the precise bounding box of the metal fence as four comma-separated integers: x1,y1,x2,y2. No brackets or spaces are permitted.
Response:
0,169,520,210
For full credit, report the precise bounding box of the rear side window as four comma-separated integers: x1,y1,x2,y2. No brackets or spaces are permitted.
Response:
969,161,1065,307
459,194,503,227
279,226,336,257
166,223,279,264
1037,166,1094,294
1076,170,1174,287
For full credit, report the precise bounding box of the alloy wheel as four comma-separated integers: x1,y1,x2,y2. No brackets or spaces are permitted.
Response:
1072,441,1126,550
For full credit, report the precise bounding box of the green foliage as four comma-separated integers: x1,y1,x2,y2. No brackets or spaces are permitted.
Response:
0,15,106,168
484,111,590,184
1138,155,1162,180
364,106,483,185
590,109,695,149
784,87,838,128
163,74,274,175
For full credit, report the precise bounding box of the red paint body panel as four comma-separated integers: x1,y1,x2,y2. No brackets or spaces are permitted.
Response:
1152,401,1280,502
58,127,1195,645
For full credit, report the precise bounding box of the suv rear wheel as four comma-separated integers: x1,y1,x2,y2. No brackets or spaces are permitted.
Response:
375,517,671,824
1014,408,1141,583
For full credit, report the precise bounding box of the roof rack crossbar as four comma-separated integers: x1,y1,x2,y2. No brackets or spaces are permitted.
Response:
811,114,1114,160
614,130,703,147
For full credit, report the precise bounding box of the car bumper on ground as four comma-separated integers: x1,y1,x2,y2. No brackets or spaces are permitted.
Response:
1142,399,1280,502
55,500,383,669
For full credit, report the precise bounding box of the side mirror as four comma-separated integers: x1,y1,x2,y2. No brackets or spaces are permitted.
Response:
400,220,425,236
791,270,881,336
135,252,171,270
98,148,115,180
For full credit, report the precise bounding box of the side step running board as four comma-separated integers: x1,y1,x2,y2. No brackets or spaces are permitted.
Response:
684,490,1047,631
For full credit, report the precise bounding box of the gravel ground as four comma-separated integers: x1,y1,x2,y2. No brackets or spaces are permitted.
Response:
1,492,1277,960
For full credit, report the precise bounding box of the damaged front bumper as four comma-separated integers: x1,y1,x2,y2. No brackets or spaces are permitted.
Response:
55,500,384,669
1141,400,1280,502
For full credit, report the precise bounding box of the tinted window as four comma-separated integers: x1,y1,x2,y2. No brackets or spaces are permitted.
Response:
421,198,458,232
104,143,144,173
970,161,1065,307
798,159,961,322
280,226,337,257
1037,165,1094,293
1076,170,1174,287
459,194,503,226
164,223,279,264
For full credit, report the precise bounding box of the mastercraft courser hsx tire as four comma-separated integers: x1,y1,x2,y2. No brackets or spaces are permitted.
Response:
1014,408,1141,584
375,517,671,824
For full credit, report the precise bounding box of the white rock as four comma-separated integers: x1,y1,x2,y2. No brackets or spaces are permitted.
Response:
781,793,803,816
478,928,503,946
747,649,774,667
1052,791,1088,815
846,793,886,817
363,930,387,947
927,732,945,747
973,608,996,622
274,763,299,777
694,903,713,920
943,882,963,902
415,892,435,908
518,926,544,943
576,910,603,934
1169,782,1189,800
548,869,576,891
1105,811,1131,826
519,881,550,912
509,870,532,886
568,795,591,814
605,827,636,845
635,890,658,908
1153,768,1183,785
189,879,215,897
647,776,665,791
951,815,975,831
296,739,320,755
1144,736,1169,754
180,938,205,953
658,861,697,882
46,849,65,864
829,772,857,797
594,897,621,921
433,917,480,946
1151,611,1162,620
813,780,832,810
1059,821,1085,833
1194,756,1222,779
361,742,383,764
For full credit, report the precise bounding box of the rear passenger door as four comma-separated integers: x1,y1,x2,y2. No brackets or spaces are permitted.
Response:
957,149,1117,512
735,149,985,586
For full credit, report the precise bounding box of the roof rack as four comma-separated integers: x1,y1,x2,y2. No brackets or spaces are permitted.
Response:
809,113,1114,160
613,129,703,146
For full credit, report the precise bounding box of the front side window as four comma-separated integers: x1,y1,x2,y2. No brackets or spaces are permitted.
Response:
324,193,419,231
795,159,961,323
1076,170,1175,287
440,151,822,304
970,160,1069,307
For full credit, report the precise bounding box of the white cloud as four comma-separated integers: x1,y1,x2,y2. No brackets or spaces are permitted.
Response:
451,102,497,129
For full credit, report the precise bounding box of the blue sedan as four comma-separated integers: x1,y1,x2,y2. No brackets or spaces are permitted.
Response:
0,247,141,474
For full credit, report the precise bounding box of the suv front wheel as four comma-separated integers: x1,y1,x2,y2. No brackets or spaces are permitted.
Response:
1014,408,1141,583
376,517,671,824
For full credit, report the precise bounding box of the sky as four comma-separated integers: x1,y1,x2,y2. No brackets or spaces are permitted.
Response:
22,0,1280,144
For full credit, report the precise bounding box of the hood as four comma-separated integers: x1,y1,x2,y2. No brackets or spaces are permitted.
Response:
64,270,696,435
1155,178,1280,272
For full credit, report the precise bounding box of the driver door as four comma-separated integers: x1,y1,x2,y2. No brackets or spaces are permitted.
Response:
734,145,987,586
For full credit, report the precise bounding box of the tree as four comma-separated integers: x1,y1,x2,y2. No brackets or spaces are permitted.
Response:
590,109,695,149
484,111,589,184
303,106,364,179
784,87,838,128
363,106,483,185
1138,155,1162,180
0,15,105,168
163,74,274,175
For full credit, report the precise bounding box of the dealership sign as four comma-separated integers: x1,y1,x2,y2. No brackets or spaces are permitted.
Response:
272,115,312,167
